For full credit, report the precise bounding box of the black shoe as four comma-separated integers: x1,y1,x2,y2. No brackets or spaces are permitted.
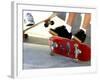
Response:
74,29,86,42
49,25,72,39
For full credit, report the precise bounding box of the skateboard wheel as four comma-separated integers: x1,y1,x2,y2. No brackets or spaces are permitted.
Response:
24,34,28,39
50,21,54,25
44,23,49,27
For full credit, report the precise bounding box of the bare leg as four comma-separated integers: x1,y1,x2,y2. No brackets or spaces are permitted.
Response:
64,12,77,33
82,13,91,30
67,12,77,27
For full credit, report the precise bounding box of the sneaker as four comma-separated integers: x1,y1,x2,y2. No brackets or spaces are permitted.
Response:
73,29,86,42
49,25,72,39
24,13,35,26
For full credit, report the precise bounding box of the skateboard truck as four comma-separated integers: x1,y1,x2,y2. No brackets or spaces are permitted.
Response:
74,44,82,62
44,20,54,27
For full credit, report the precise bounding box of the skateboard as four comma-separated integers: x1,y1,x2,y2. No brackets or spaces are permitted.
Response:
23,12,57,39
49,36,91,62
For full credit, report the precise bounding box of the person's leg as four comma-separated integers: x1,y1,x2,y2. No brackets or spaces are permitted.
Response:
82,13,91,30
73,13,91,42
67,12,76,27
49,12,76,39
64,12,76,33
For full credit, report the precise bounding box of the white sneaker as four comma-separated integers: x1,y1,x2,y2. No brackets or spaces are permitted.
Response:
24,13,35,26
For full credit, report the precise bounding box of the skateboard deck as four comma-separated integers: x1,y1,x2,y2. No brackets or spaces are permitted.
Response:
49,36,91,62
23,12,57,39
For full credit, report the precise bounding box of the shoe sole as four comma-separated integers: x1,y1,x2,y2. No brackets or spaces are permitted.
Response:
49,30,58,36
72,36,82,43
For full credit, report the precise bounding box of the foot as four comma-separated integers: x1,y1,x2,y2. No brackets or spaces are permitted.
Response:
73,29,86,43
24,13,35,26
49,25,72,39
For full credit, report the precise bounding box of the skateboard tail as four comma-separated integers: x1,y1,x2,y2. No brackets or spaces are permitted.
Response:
78,44,91,61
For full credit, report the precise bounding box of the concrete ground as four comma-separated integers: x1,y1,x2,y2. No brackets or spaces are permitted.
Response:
23,43,90,69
